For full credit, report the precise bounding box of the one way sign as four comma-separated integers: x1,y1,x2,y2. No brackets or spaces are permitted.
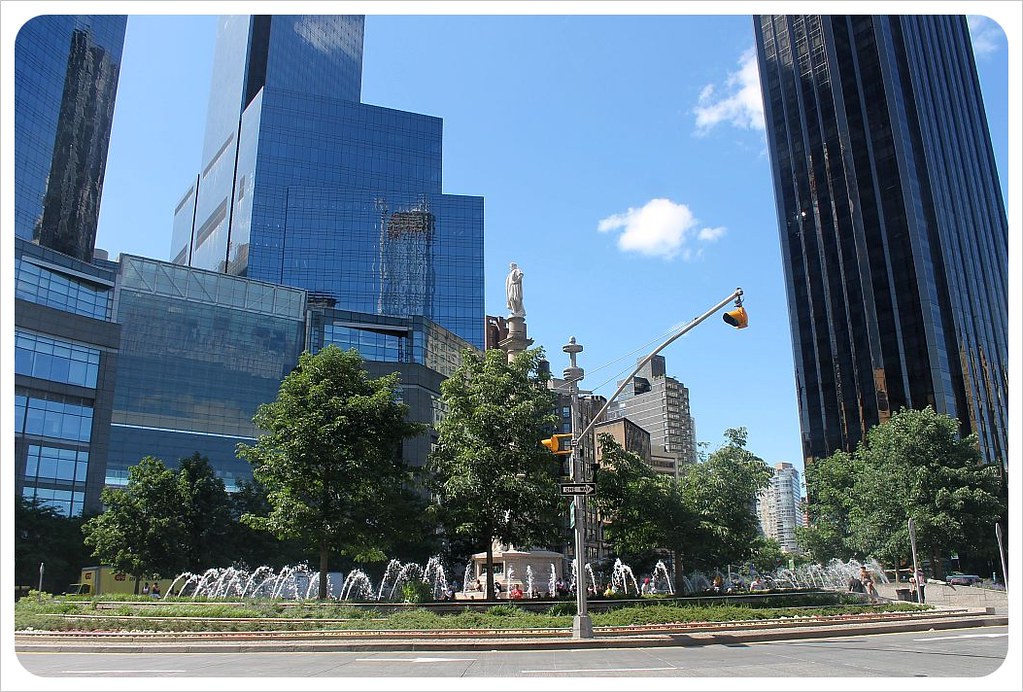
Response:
560,482,596,496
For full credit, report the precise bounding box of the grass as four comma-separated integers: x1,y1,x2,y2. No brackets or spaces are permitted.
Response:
14,590,930,634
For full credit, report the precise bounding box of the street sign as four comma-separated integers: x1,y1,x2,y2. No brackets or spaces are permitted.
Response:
560,482,596,496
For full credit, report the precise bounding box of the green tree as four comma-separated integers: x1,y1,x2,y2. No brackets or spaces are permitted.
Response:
176,452,231,572
225,478,309,569
847,407,1004,577
15,498,92,594
427,347,562,599
593,433,663,555
677,427,772,572
595,429,770,580
237,345,424,599
593,433,693,581
82,456,187,592
748,536,786,574
797,450,861,563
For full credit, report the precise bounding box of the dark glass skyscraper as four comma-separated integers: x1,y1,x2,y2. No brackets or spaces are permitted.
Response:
172,15,484,349
14,15,127,262
754,15,1008,470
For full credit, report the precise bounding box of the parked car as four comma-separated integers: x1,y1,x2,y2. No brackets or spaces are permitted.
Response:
947,573,983,586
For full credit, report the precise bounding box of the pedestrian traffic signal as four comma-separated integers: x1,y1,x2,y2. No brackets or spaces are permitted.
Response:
723,305,748,329
541,434,573,455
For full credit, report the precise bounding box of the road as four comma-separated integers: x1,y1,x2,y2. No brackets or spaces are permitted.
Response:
12,625,1012,681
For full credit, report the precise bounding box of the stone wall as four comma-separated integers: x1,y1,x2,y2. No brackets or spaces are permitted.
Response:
873,582,1007,610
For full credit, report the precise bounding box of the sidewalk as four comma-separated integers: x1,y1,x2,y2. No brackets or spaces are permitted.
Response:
14,607,1007,654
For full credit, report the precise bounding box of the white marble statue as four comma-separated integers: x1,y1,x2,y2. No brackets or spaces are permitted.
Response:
506,262,525,317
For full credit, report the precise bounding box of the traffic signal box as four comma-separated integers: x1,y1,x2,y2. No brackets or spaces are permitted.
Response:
542,434,573,477
541,434,573,455
723,305,749,329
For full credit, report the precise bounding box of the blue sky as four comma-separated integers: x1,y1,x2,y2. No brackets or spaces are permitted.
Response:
10,4,1015,480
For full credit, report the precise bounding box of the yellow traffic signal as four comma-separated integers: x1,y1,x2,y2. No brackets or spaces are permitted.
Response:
541,434,573,455
723,305,748,329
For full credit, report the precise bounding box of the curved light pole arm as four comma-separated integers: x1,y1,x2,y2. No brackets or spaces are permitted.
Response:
576,287,743,442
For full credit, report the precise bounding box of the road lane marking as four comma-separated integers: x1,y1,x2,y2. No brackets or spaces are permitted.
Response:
354,657,476,663
59,670,187,674
913,633,1008,642
521,666,679,674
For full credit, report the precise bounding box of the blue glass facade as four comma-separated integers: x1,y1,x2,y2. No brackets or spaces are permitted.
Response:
14,15,126,261
13,238,120,515
106,255,307,491
307,306,476,468
173,15,484,350
755,15,1008,469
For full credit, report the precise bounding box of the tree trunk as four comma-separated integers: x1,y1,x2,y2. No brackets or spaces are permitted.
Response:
930,547,943,580
134,572,141,596
319,539,329,600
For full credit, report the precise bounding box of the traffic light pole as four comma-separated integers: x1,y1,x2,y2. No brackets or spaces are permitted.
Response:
576,288,744,444
562,337,591,639
559,287,744,640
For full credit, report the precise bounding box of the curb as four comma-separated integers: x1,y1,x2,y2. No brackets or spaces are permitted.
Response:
14,612,1007,654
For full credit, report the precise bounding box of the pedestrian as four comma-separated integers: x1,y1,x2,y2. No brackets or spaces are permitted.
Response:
150,582,161,599
856,567,877,600
141,582,150,596
911,568,926,603
641,578,652,595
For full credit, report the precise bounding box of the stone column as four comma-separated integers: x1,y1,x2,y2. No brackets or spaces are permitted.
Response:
499,315,533,363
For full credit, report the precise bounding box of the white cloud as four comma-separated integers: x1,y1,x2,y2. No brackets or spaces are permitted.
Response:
698,226,726,242
967,16,1004,58
693,47,765,135
597,198,724,260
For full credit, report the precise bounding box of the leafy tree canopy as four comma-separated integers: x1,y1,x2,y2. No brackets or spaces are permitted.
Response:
801,407,1004,576
427,347,562,597
237,345,425,598
82,456,187,591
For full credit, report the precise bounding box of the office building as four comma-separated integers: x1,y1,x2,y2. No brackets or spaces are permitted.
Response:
755,15,1008,470
171,15,485,349
105,255,308,491
14,237,120,515
607,355,697,473
756,462,804,554
14,15,126,261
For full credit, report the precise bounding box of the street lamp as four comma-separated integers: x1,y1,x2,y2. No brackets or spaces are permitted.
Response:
908,518,923,603
560,287,747,639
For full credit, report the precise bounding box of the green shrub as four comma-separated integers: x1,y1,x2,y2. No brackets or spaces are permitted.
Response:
400,581,432,603
546,602,577,617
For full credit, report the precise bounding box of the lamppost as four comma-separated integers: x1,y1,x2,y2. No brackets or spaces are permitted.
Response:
557,287,747,640
908,518,923,603
995,522,1007,590
562,337,590,639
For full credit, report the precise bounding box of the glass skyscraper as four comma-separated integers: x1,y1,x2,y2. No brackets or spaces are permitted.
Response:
14,15,127,262
106,255,308,492
14,237,121,515
172,15,485,349
754,15,1008,470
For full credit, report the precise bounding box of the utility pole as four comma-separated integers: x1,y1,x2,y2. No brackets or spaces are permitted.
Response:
556,287,747,640
563,336,591,639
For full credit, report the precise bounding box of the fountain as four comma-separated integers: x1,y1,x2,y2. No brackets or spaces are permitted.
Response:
652,560,674,594
610,558,640,596
166,556,460,603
